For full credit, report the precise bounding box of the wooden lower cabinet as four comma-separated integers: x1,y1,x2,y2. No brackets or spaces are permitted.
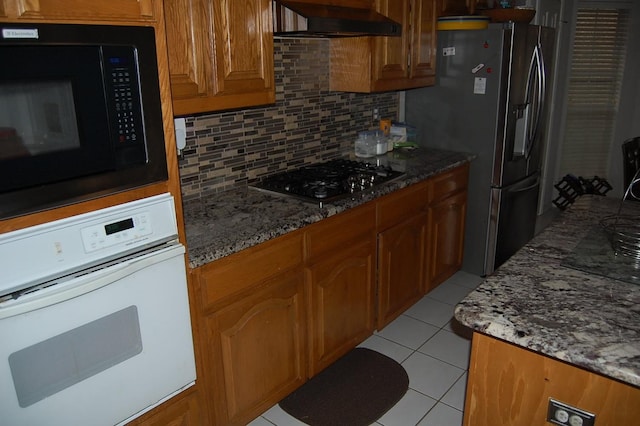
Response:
426,189,467,291
465,332,640,426
305,203,377,376
306,239,376,376
205,267,307,426
377,212,428,329
188,165,469,424
376,164,468,328
425,164,469,291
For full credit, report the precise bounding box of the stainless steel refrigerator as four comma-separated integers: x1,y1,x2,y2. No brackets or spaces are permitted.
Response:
405,23,555,276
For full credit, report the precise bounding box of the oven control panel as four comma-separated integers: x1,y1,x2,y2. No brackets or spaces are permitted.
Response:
80,212,153,253
0,193,178,297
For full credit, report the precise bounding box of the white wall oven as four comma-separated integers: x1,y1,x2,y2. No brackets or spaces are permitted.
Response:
0,194,196,425
0,23,168,219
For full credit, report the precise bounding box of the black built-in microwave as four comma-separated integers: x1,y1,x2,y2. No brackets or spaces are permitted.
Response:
0,23,168,219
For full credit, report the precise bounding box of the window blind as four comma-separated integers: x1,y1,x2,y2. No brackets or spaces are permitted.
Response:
559,7,630,179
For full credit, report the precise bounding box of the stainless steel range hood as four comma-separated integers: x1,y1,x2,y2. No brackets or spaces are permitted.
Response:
273,1,402,37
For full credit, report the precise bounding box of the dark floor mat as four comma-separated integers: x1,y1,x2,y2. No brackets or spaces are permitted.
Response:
279,347,409,426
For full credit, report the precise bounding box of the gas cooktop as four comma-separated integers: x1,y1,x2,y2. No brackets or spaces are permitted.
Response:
250,158,405,207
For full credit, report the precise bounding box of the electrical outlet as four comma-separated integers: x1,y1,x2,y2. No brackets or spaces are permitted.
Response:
373,108,379,121
547,398,596,426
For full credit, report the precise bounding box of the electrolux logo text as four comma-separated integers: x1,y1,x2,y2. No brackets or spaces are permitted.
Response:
2,28,39,39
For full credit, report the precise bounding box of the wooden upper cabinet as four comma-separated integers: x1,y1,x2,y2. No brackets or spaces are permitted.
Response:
164,0,275,116
330,0,438,93
8,0,155,21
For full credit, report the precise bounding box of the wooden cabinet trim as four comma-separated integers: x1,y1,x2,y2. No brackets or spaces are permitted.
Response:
11,0,156,21
127,385,202,425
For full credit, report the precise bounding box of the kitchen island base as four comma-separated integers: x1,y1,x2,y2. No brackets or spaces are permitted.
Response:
464,332,640,426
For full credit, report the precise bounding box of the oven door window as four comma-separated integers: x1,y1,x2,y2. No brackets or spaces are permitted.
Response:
0,45,126,193
9,305,142,407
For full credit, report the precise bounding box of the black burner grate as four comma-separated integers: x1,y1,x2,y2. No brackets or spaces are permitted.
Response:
250,159,405,206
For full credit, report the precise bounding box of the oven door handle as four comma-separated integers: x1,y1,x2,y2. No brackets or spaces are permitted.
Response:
0,243,185,320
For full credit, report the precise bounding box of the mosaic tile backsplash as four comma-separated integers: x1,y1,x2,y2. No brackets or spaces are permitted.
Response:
178,37,400,201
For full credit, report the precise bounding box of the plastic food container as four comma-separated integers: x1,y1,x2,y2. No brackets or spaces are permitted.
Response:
355,131,377,158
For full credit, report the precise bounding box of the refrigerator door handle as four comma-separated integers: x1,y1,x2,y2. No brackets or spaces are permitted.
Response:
526,43,546,159
513,103,531,157
513,43,545,159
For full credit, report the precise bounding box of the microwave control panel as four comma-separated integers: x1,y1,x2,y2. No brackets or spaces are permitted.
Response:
102,45,147,166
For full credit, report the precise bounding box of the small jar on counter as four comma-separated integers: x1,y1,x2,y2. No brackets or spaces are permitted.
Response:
374,130,387,155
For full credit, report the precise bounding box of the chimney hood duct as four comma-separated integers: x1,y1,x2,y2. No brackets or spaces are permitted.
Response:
273,1,402,37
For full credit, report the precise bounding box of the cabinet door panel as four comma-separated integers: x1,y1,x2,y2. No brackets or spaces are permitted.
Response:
307,241,376,376
213,0,273,94
427,190,466,290
410,0,438,80
163,0,211,100
372,0,410,82
207,269,306,425
377,212,428,329
13,0,155,21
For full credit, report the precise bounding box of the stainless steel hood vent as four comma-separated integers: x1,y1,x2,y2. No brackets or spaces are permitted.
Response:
273,1,402,37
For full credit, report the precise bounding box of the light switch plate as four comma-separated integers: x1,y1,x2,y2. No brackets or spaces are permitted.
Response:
174,117,186,153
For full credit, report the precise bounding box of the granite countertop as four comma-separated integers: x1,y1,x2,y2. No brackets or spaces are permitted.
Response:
455,195,640,387
182,148,473,269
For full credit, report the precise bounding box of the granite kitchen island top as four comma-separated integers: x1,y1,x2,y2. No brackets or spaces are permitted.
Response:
182,148,472,269
455,195,640,387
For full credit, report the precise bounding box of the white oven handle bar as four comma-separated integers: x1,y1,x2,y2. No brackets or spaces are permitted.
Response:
0,243,185,320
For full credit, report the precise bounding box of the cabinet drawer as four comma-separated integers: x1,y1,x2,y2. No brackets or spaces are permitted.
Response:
428,164,469,203
305,203,375,261
377,182,428,231
196,231,303,310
